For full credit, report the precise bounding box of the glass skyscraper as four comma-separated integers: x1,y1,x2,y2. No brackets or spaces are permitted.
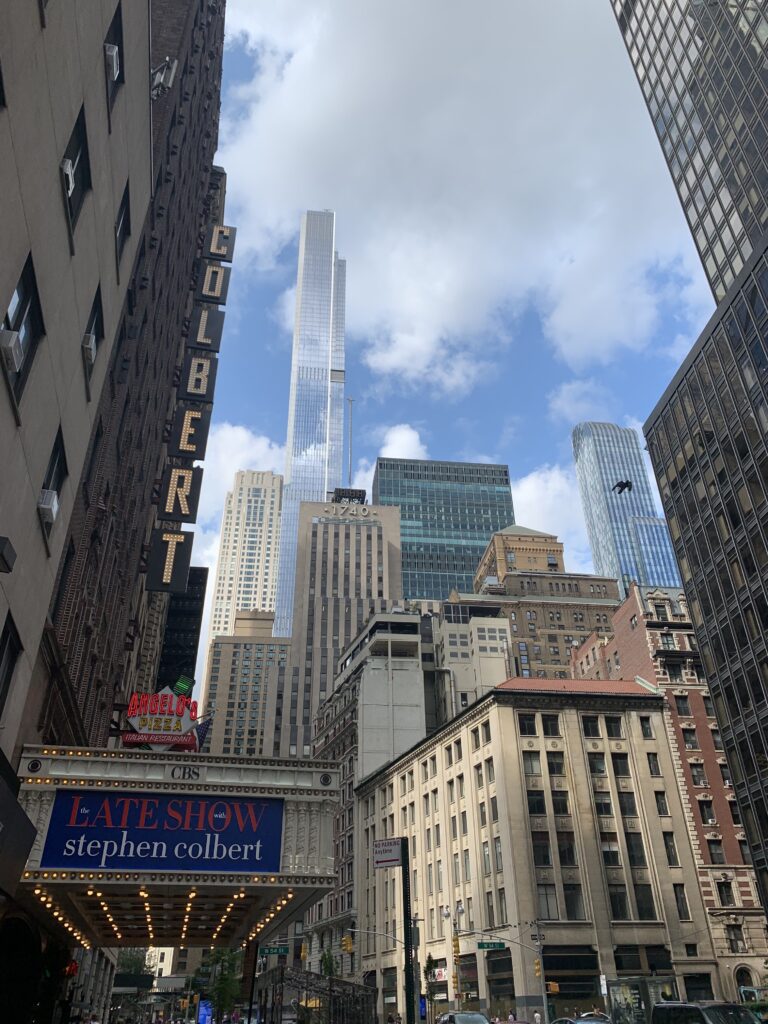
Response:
573,422,681,596
612,0,767,302
273,210,346,636
610,0,768,903
371,458,515,600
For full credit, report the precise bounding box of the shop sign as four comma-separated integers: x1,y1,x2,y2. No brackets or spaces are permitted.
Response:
40,790,284,873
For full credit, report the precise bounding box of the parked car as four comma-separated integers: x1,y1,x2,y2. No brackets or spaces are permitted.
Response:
651,1003,762,1024
435,1014,492,1024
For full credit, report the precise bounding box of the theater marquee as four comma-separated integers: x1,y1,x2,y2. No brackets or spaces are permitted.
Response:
40,790,283,873
147,222,237,593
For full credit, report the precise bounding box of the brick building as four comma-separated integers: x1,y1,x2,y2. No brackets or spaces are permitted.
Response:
444,525,621,681
572,584,768,996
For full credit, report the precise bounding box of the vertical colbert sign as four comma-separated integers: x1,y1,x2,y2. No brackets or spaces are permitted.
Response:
146,223,236,592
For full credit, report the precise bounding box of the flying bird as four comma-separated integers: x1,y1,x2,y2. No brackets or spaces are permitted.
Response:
612,480,633,494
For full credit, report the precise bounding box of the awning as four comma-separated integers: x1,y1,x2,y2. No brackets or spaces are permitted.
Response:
15,745,339,949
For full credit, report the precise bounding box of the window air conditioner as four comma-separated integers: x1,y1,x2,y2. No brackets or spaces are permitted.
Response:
707,818,717,825
38,489,60,525
104,43,120,82
82,332,97,366
61,158,75,198
0,330,23,373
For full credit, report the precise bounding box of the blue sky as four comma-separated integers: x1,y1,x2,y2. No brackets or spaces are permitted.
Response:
194,0,715,673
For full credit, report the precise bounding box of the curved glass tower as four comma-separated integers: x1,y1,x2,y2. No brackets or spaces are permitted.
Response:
273,211,346,636
573,421,681,596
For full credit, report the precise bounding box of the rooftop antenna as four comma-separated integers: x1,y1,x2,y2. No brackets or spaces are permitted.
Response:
347,397,354,486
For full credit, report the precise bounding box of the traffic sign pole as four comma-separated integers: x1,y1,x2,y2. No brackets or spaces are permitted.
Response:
402,836,415,1024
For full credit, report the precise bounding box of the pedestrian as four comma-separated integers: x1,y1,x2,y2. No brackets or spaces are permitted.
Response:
508,1011,516,1023
534,1011,542,1024
388,1015,394,1024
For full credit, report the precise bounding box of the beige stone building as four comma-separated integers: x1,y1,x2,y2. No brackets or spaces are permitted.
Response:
203,611,290,757
203,470,283,700
356,678,721,1021
446,525,621,681
572,585,768,998
263,498,402,759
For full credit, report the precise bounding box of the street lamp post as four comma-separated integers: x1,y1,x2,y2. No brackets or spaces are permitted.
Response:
443,900,465,1010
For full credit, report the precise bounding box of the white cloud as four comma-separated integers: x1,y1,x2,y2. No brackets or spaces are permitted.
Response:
510,464,594,575
352,422,429,497
219,0,711,392
548,379,615,425
192,422,286,689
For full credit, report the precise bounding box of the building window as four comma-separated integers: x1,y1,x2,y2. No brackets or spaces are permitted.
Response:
707,839,726,864
682,728,699,750
518,713,536,736
605,716,623,738
482,842,491,875
618,791,637,816
647,752,661,776
551,790,569,815
61,107,91,228
612,753,631,777
685,944,698,958
594,793,612,817
675,694,691,716
39,427,68,538
523,751,541,775
726,925,747,953
663,832,680,867
104,2,125,108
498,886,508,924
527,790,546,816
674,883,691,920
0,613,22,720
625,832,646,867
564,883,585,920
2,254,45,400
601,833,620,866
634,884,656,920
532,832,551,866
115,181,131,261
537,883,558,920
494,835,503,871
691,763,708,786
716,880,735,907
557,831,577,866
609,884,629,920
582,715,600,737
547,751,565,776
640,716,653,738
82,286,104,380
589,752,606,775
542,714,560,737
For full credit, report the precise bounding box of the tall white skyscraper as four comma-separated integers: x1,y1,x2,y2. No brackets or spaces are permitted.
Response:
273,210,346,636
208,470,283,642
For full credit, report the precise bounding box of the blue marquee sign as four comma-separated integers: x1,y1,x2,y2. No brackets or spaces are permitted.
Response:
40,790,283,873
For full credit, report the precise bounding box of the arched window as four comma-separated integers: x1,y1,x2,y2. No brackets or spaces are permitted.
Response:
736,967,754,991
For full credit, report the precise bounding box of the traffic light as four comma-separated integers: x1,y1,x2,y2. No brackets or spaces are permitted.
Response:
300,942,308,961
180,999,188,1010
546,982,560,995
452,934,460,957
452,972,459,990
341,934,354,953
534,958,541,978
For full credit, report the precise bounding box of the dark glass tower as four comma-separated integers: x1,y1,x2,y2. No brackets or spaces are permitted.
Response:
612,0,767,302
610,0,768,902
372,458,515,600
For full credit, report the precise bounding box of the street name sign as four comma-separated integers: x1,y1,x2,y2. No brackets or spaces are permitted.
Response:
262,946,289,955
478,941,505,950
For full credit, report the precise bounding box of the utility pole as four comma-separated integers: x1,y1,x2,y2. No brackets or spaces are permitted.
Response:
530,920,550,1024
402,836,416,1024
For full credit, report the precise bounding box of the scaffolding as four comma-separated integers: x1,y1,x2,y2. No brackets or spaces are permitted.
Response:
253,966,377,1024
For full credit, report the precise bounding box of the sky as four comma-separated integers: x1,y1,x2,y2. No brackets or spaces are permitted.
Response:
193,0,716,681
